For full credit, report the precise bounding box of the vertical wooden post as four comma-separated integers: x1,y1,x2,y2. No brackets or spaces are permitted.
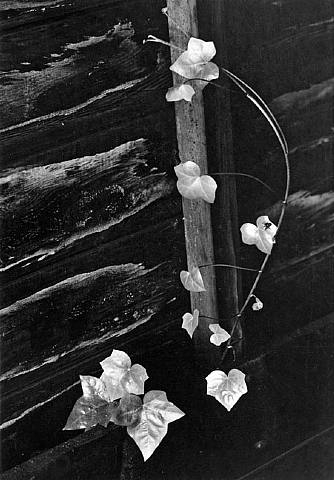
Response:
166,0,220,369
198,0,243,348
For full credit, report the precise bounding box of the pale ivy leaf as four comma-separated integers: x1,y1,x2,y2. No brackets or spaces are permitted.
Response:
63,375,116,430
100,350,148,401
182,309,200,338
174,161,217,203
209,324,231,346
79,375,109,401
206,369,247,411
127,390,185,461
252,296,263,311
171,60,219,82
111,394,142,427
180,267,206,292
170,37,219,81
166,84,195,102
63,395,115,430
240,215,277,254
100,372,125,402
186,37,216,64
121,364,149,396
142,391,185,424
100,350,131,380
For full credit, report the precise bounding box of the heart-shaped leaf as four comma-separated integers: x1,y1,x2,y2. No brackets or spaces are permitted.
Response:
170,37,219,81
174,161,217,203
63,375,114,431
100,350,149,401
180,267,206,292
209,324,231,346
182,309,200,338
166,84,195,102
240,215,277,254
127,390,185,461
206,369,247,411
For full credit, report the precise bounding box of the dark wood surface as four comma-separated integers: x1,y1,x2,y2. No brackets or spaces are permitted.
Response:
1,0,334,478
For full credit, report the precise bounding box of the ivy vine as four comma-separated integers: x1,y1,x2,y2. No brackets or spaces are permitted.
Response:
64,7,290,462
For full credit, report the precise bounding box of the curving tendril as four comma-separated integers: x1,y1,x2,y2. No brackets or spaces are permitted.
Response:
217,68,290,364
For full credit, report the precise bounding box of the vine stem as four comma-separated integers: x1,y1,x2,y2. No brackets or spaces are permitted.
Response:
217,68,290,365
210,172,278,196
199,263,259,273
144,35,184,52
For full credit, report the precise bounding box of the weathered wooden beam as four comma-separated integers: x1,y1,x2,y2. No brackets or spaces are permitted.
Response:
198,0,242,343
166,0,220,369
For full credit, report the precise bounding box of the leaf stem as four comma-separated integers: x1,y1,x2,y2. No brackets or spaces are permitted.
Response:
199,313,241,324
199,263,259,273
162,9,190,38
144,35,184,52
210,172,278,196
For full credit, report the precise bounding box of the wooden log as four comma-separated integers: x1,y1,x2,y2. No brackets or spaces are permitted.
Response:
166,0,220,370
0,0,167,129
0,138,174,270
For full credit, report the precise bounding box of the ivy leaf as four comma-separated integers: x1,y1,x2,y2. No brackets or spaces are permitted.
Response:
174,161,217,203
180,267,206,292
252,296,263,311
182,309,200,338
170,37,219,81
206,369,247,411
111,394,142,427
166,84,195,102
240,215,277,254
127,390,185,461
100,350,149,401
209,324,231,346
63,375,115,431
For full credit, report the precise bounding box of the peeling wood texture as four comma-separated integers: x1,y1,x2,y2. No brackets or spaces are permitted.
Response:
1,0,334,479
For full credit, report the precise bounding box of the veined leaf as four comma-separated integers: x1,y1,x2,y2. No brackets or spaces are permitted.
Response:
63,375,115,431
166,84,195,102
174,161,217,203
206,369,247,411
180,267,206,292
240,215,277,254
170,37,219,81
208,324,231,346
127,390,185,461
111,394,142,427
100,349,149,401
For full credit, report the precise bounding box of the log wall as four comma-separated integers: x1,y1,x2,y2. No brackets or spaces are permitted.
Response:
1,0,333,478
